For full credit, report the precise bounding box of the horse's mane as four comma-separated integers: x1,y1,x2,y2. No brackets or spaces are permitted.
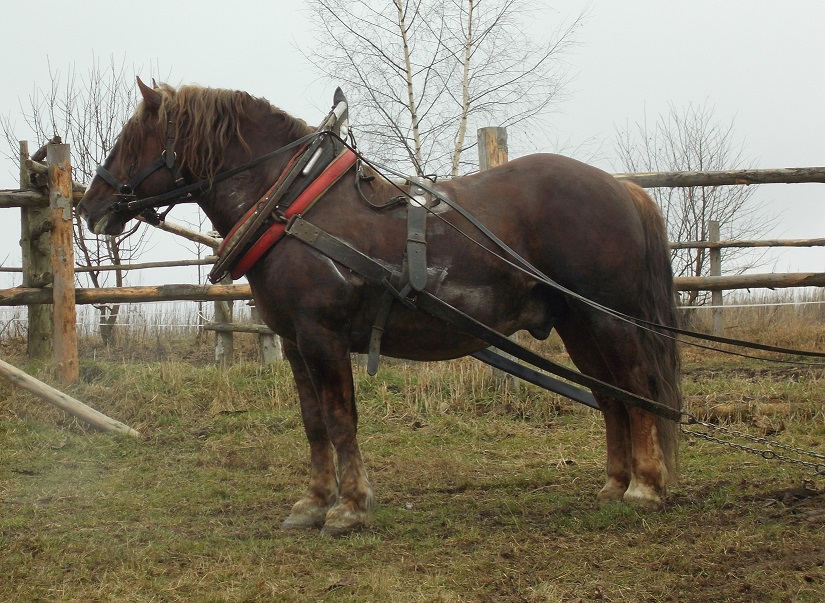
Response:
123,83,311,182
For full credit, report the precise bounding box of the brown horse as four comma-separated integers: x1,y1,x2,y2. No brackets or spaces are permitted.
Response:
78,79,681,536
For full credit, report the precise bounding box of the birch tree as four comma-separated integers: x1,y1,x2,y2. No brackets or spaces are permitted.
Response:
307,0,582,176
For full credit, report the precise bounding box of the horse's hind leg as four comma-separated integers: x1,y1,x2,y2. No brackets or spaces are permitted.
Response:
558,328,634,501
594,396,633,502
557,313,670,509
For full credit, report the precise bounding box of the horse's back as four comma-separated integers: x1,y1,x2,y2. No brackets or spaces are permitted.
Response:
444,153,643,236
438,153,650,296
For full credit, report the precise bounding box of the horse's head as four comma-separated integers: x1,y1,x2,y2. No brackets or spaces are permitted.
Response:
78,77,187,235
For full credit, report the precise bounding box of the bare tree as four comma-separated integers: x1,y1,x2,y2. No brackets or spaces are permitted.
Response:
614,102,772,305
1,55,161,344
306,0,582,176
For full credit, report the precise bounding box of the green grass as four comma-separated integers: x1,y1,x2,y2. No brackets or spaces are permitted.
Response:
0,330,824,601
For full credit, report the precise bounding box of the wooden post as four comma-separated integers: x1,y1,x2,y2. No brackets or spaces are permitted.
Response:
20,141,54,360
709,220,723,336
214,293,234,367
48,144,78,383
0,358,140,437
477,127,508,171
211,240,234,367
250,303,282,363
477,127,518,393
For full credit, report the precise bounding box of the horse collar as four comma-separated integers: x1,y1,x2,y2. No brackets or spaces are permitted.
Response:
210,145,357,282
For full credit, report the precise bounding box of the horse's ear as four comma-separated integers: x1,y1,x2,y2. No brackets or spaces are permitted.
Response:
136,76,161,114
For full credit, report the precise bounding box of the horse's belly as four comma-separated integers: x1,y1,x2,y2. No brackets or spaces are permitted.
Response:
364,282,549,361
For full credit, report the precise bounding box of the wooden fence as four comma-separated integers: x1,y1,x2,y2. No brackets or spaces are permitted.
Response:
1,133,825,381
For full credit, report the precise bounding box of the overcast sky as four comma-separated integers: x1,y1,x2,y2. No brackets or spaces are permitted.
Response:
1,0,823,287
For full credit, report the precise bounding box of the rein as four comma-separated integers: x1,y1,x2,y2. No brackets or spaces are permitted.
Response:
116,90,350,219
283,215,684,423
282,213,825,475
105,131,321,217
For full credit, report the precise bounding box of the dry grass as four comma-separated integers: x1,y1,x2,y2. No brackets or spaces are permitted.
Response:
1,294,824,601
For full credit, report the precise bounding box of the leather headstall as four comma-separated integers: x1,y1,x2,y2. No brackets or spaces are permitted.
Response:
98,118,190,224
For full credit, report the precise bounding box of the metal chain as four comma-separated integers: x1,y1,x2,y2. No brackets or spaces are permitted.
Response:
682,416,825,475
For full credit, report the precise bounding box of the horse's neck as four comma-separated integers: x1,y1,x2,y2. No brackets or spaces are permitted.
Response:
199,111,311,237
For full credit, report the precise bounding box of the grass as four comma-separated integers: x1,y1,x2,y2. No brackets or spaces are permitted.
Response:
1,302,824,602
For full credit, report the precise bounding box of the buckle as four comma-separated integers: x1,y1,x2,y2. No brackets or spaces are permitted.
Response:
381,277,416,309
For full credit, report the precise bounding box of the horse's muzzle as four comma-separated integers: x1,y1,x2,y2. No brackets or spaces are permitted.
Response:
77,198,131,236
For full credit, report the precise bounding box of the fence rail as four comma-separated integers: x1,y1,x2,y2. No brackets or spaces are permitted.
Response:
2,269,824,309
614,166,825,187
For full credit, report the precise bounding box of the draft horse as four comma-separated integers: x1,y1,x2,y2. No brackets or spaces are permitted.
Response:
78,79,682,536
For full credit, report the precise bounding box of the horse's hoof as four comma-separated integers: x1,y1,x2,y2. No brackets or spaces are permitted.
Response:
320,503,371,537
281,498,331,530
623,482,664,511
597,478,628,503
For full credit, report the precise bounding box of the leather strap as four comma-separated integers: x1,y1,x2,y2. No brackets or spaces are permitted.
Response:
367,289,396,376
471,348,599,410
406,201,428,292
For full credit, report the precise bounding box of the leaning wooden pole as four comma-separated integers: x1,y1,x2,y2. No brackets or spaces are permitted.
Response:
48,144,79,383
0,358,140,437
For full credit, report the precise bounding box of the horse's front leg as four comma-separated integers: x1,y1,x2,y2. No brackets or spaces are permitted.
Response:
283,335,374,536
281,339,339,530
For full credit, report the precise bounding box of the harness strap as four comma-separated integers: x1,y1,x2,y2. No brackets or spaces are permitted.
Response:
414,292,683,422
367,289,397,376
406,200,428,292
366,198,428,374
97,156,167,195
209,92,354,283
284,215,685,423
217,147,306,257
209,140,318,282
471,348,599,410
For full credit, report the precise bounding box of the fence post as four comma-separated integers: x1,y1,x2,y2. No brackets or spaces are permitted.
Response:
19,141,54,360
709,220,723,335
48,143,78,383
477,127,518,393
250,303,282,363
210,240,234,367
478,127,508,171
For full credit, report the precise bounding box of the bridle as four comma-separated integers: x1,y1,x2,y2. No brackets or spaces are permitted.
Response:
93,118,320,224
94,121,194,224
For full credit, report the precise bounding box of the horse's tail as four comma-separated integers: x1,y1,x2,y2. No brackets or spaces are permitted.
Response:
623,181,683,485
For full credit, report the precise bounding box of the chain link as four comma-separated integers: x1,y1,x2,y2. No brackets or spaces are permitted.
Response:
682,415,825,475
